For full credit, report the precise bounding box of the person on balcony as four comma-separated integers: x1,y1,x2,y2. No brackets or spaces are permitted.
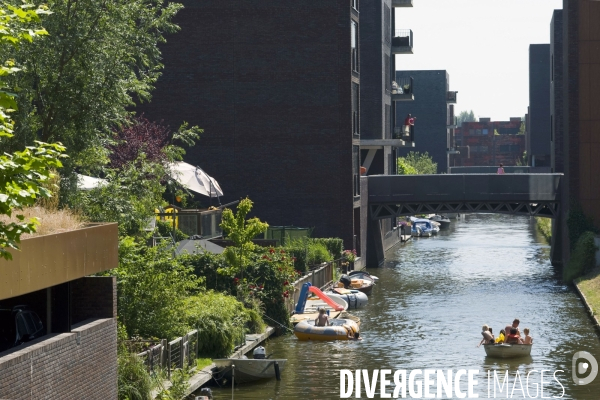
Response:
404,114,416,141
497,163,505,174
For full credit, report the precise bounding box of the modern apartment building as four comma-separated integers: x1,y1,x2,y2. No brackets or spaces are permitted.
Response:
550,10,564,174
394,70,457,173
528,44,552,167
140,1,416,266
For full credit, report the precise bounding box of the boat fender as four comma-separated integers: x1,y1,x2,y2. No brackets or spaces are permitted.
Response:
274,361,281,381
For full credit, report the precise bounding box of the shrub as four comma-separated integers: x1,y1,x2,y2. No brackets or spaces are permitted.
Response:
564,231,598,282
185,291,250,358
535,217,552,244
117,352,153,400
567,204,598,250
155,220,187,242
312,238,343,260
306,242,332,267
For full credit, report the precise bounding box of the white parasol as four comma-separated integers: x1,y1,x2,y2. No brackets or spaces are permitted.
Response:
168,162,223,198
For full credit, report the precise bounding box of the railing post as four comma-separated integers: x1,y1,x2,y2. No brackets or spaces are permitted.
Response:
167,342,172,379
161,339,167,369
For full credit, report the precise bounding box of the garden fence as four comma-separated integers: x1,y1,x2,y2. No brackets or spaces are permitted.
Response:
136,329,198,378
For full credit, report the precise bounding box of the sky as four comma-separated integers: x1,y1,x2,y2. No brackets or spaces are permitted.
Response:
395,0,563,121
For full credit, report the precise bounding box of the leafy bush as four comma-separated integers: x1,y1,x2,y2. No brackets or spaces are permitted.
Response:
564,231,598,282
568,204,599,250
115,237,201,340
306,242,332,267
155,220,188,242
117,352,153,400
185,291,250,358
312,238,343,260
535,217,552,244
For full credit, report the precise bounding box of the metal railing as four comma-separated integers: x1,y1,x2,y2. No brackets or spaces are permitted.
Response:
392,29,413,48
156,209,223,239
136,329,198,377
392,76,413,95
447,91,458,103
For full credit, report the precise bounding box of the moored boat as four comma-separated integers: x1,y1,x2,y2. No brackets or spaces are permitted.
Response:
483,344,532,359
348,270,379,281
325,288,368,309
294,318,360,341
213,358,287,383
336,274,374,296
429,214,451,230
411,219,438,237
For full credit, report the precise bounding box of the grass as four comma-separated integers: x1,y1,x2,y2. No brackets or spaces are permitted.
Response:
576,268,600,318
535,217,552,244
0,206,85,238
196,358,212,370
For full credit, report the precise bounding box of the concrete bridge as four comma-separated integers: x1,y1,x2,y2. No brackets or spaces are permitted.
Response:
365,174,562,266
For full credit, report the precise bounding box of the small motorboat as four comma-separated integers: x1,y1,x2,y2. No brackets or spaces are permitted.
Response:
213,347,286,384
429,214,451,230
483,344,532,359
336,274,374,296
325,288,368,309
348,270,379,281
411,219,438,237
294,318,360,341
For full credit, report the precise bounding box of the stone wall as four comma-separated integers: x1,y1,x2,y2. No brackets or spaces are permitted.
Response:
0,318,117,400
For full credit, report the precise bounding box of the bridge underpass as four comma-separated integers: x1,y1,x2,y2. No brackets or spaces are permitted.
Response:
365,174,562,266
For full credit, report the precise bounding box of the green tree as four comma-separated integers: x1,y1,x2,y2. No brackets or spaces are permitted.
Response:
3,0,183,181
456,110,476,127
220,198,269,282
397,151,437,175
0,3,65,260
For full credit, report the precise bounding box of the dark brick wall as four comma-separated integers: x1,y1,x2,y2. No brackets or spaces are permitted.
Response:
551,10,564,173
395,70,449,173
138,0,357,249
71,277,117,325
528,44,551,166
0,319,117,400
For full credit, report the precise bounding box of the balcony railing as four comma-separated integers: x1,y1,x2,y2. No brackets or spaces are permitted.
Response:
447,91,458,103
392,0,413,7
448,116,457,129
392,29,413,54
391,76,414,101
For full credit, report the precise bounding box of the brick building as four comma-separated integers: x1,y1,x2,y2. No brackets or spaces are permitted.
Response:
453,118,526,167
0,224,119,399
139,1,416,266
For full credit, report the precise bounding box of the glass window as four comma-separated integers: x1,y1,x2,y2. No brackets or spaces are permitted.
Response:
351,21,359,72
352,0,359,11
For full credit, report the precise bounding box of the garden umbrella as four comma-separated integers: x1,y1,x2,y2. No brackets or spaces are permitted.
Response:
168,162,224,198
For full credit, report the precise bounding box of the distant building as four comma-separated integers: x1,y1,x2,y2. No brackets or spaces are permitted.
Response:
453,118,525,167
394,70,457,173
528,44,551,167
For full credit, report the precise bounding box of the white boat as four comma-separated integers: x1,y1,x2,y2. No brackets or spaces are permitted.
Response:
348,270,379,281
325,289,368,309
483,344,532,359
411,219,438,237
429,214,451,230
213,358,287,384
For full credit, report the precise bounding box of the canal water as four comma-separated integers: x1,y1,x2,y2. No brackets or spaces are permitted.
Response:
210,214,600,399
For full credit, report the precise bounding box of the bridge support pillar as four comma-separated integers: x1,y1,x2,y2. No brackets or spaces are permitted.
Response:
366,217,385,267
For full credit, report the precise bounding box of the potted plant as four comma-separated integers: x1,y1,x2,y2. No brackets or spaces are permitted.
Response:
403,84,411,94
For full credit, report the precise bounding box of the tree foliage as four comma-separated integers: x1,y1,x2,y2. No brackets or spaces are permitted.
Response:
3,0,184,173
0,3,65,260
397,151,437,175
456,110,476,127
220,198,269,279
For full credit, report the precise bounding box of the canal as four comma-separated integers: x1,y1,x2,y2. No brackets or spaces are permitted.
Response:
210,214,600,399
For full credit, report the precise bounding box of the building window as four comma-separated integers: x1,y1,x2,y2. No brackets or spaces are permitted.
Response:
352,0,359,11
385,105,390,139
353,145,360,197
352,83,359,135
384,54,390,90
351,21,359,73
384,5,391,43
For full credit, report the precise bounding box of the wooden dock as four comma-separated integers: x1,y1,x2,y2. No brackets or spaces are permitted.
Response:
152,327,276,398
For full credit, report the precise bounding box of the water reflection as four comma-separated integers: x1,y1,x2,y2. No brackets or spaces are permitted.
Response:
208,214,600,399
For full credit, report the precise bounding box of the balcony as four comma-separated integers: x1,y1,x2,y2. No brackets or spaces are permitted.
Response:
447,116,457,129
391,29,413,54
0,223,118,300
360,136,415,149
447,91,458,103
392,0,413,7
391,77,414,101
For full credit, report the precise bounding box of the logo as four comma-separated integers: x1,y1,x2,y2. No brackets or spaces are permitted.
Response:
572,351,598,385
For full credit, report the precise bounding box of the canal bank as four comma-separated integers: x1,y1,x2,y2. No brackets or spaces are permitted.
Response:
209,214,600,399
575,271,600,334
